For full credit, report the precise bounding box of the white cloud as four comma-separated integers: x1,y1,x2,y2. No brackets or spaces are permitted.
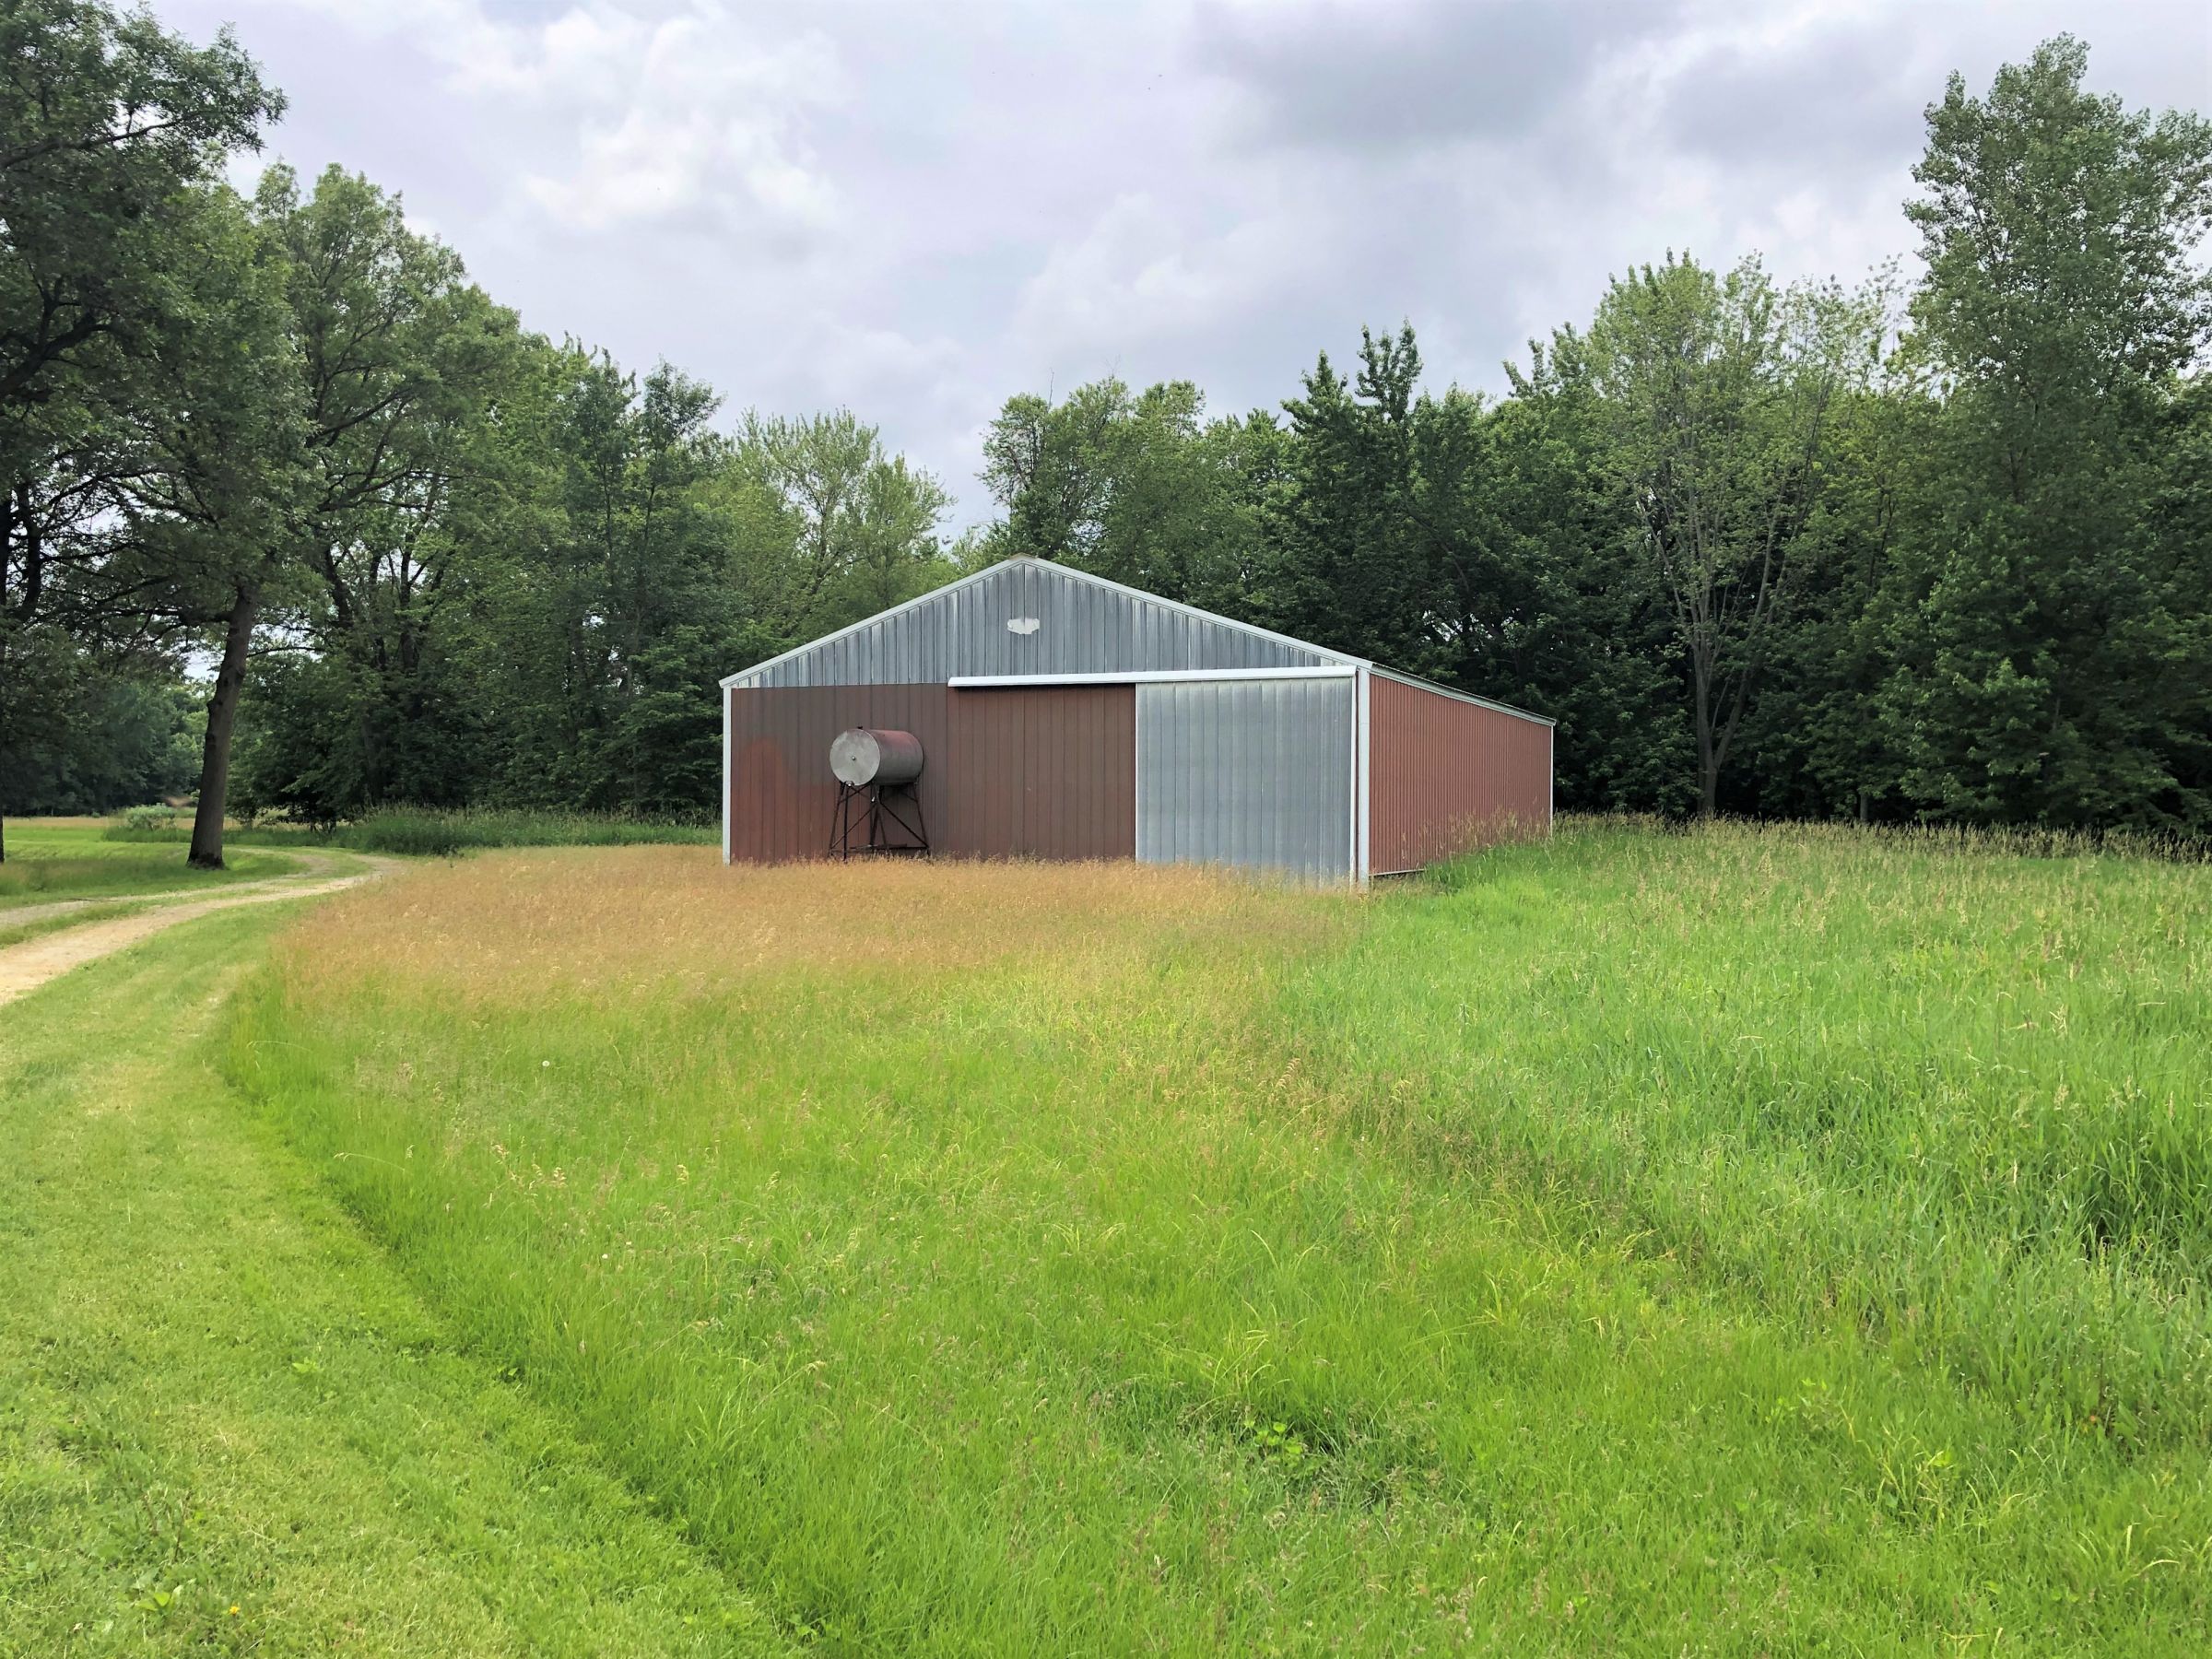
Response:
1018,194,1232,349
159,0,2208,530
291,1,846,238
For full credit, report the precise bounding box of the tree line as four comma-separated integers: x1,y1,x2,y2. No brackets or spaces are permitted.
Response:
978,40,2212,829
0,1,955,863
3,4,2206,865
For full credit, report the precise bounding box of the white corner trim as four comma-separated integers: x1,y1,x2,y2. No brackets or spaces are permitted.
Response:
721,687,732,864
1345,667,1362,888
1131,683,1145,863
950,666,1355,688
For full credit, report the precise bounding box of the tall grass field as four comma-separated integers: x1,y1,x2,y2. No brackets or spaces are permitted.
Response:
220,822,2211,1653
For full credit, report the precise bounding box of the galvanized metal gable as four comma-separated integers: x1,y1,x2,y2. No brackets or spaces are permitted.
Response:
723,558,1355,688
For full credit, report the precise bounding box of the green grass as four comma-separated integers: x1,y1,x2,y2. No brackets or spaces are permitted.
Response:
0,903,789,1657
1295,823,2212,1443
209,827,2212,1654
0,806,705,909
98,806,715,857
0,822,298,909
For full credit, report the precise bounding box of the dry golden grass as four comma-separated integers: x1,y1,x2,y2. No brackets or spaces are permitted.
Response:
277,847,1347,1008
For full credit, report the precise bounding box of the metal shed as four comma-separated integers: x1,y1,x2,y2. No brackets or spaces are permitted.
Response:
722,557,1553,883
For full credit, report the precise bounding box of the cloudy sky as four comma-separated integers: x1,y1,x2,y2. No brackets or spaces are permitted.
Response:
154,0,2209,528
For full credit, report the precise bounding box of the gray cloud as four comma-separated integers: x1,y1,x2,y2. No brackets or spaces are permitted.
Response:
152,1,2205,530
1190,0,1688,152
1661,27,1923,170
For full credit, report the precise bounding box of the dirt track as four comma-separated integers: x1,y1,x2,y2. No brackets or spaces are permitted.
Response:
0,858,387,1010
0,848,365,930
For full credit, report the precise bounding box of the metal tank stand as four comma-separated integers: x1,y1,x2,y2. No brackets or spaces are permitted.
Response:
828,780,930,859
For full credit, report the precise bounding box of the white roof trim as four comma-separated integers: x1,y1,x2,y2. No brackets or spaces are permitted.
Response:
1369,664,1555,728
950,667,1355,688
720,555,1366,688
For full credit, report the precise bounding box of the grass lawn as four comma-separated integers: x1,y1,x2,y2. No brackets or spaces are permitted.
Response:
0,903,788,1656
0,821,299,909
203,824,2210,1654
100,806,717,857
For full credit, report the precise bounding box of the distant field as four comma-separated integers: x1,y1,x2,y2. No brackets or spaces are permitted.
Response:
210,824,2212,1653
0,809,712,908
100,806,716,856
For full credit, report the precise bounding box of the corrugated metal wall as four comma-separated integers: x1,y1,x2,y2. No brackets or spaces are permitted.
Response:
727,684,1135,863
729,685,950,862
1135,678,1354,881
1368,672,1552,873
942,687,1135,858
734,559,1341,688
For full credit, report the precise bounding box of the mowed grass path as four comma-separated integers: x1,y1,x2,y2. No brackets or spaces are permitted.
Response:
222,830,2212,1653
0,905,790,1656
0,821,300,909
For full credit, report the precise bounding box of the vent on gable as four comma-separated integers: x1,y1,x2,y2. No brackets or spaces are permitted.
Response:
1006,617,1041,636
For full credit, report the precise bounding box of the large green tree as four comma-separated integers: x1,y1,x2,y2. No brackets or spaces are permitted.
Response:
0,0,277,475
102,183,304,866
737,409,953,641
1886,36,2212,829
1256,327,1436,669
223,166,520,830
978,378,1277,610
1487,345,1694,813
1570,255,1881,816
0,0,278,857
475,354,774,814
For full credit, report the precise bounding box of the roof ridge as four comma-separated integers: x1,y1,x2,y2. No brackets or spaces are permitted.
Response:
720,555,1359,688
1010,557,1365,668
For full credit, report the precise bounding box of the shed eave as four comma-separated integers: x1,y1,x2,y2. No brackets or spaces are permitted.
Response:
1367,664,1556,728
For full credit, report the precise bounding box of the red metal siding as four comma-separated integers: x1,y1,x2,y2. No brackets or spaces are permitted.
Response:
942,686,1135,859
727,683,1135,864
1368,676,1552,873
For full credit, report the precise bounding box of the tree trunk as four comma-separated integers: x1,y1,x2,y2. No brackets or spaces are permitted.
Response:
1691,660,1719,819
188,586,258,869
